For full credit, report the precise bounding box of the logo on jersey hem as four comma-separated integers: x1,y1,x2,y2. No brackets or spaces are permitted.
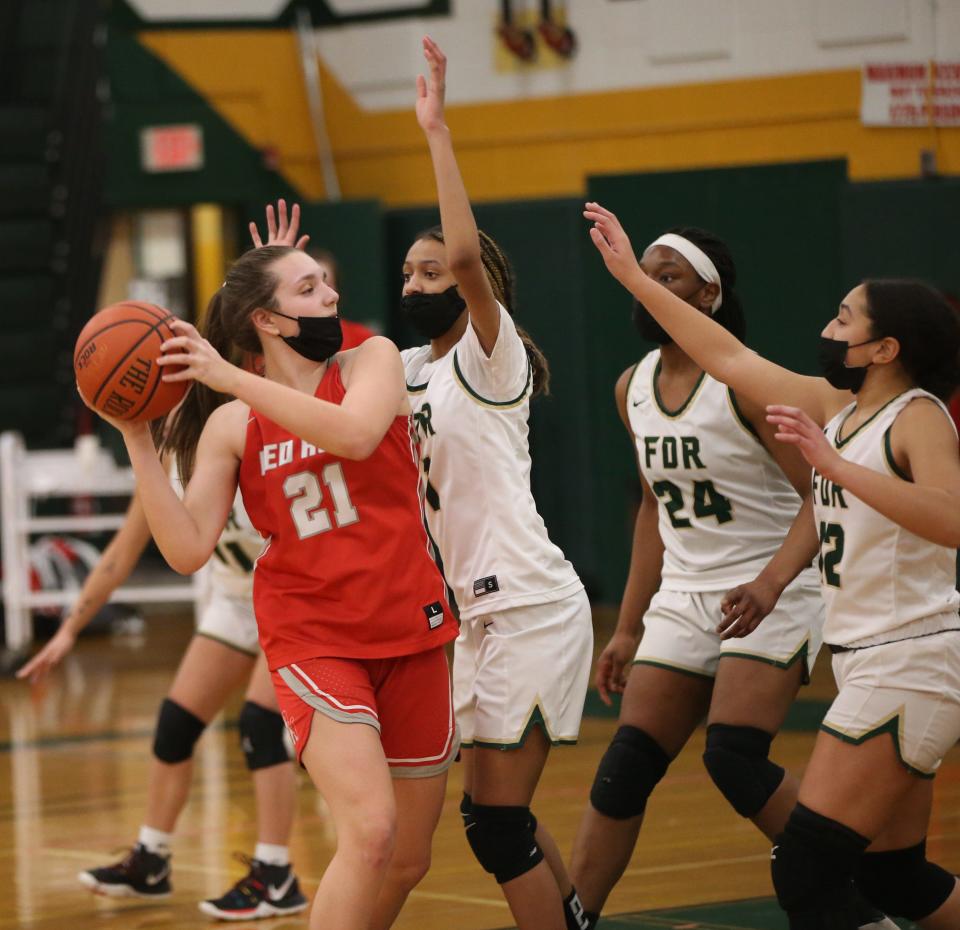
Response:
423,601,445,629
473,575,500,597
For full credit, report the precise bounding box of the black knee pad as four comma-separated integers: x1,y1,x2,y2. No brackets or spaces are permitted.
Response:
466,804,544,884
462,792,538,836
771,803,869,927
855,840,956,920
153,698,206,763
589,725,670,820
239,701,290,771
702,723,786,818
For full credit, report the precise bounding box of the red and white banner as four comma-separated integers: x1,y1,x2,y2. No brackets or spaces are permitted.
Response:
861,62,960,127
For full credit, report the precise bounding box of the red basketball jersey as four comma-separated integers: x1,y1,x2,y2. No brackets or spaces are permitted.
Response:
238,362,457,669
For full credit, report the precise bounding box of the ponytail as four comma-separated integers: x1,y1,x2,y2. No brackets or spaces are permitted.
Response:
158,291,235,484
417,226,551,397
158,245,293,484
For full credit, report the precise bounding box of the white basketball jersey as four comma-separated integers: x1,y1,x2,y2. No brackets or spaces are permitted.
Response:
816,389,960,647
628,350,806,591
170,459,259,597
402,304,583,620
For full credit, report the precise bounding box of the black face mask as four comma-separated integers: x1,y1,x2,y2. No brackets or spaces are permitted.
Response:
270,309,343,362
401,285,467,340
631,282,708,345
632,299,672,345
817,336,879,393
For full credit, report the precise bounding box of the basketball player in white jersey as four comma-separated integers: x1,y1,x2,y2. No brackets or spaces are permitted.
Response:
585,200,960,928
20,266,311,923
402,38,592,930
565,226,894,929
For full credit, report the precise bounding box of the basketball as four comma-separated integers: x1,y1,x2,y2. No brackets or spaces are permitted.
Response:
73,301,188,423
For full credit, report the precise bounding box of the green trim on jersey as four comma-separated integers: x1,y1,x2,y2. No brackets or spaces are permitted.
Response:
726,388,762,443
720,639,811,685
625,360,642,400
466,705,578,750
406,381,429,394
820,714,936,779
834,390,910,448
651,359,706,419
882,426,911,481
451,349,532,409
632,657,714,681
194,631,259,658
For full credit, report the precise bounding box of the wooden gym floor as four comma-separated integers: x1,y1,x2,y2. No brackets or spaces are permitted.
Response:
2,607,958,929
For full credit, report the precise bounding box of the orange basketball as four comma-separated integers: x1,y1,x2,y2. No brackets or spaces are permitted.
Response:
74,301,188,423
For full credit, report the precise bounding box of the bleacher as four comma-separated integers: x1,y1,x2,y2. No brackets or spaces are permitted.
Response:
0,0,106,448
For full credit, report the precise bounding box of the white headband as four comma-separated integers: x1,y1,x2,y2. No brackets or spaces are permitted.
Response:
643,233,723,313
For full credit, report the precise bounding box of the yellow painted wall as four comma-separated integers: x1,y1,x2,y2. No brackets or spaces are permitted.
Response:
140,30,959,206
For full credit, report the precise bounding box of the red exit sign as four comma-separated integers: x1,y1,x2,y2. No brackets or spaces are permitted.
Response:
140,124,204,173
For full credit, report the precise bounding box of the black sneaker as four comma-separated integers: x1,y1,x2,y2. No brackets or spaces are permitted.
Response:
77,843,172,898
198,855,308,921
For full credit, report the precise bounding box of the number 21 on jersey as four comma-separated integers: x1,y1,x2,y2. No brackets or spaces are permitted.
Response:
283,463,359,539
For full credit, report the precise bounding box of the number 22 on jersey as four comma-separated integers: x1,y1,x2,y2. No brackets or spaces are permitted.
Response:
283,463,359,539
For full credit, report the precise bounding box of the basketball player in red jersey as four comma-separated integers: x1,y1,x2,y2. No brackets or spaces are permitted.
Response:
85,243,459,930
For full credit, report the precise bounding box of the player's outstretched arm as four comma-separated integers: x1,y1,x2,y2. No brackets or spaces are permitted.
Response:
585,202,848,425
718,494,819,640
769,400,960,547
17,494,153,682
159,320,402,460
416,36,501,354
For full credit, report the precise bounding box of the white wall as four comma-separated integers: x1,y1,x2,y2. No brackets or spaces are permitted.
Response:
314,0,960,110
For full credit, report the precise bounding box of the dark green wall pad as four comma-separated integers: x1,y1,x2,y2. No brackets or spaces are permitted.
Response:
841,178,960,296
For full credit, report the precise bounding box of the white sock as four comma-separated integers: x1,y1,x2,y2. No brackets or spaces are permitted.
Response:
138,825,172,855
253,843,289,867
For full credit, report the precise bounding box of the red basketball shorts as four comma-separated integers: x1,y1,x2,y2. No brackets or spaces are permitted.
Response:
272,646,458,777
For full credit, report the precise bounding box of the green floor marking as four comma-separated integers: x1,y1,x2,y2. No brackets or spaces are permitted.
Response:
497,897,916,930
593,898,916,930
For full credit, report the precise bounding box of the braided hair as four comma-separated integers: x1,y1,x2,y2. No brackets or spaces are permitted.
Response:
417,226,551,396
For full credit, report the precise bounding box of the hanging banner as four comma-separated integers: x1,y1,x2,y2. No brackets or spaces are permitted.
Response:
861,62,960,127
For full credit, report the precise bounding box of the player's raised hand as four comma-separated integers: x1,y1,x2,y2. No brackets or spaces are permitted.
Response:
416,35,448,134
594,630,639,706
584,201,644,289
249,199,310,250
159,319,236,395
767,404,843,478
